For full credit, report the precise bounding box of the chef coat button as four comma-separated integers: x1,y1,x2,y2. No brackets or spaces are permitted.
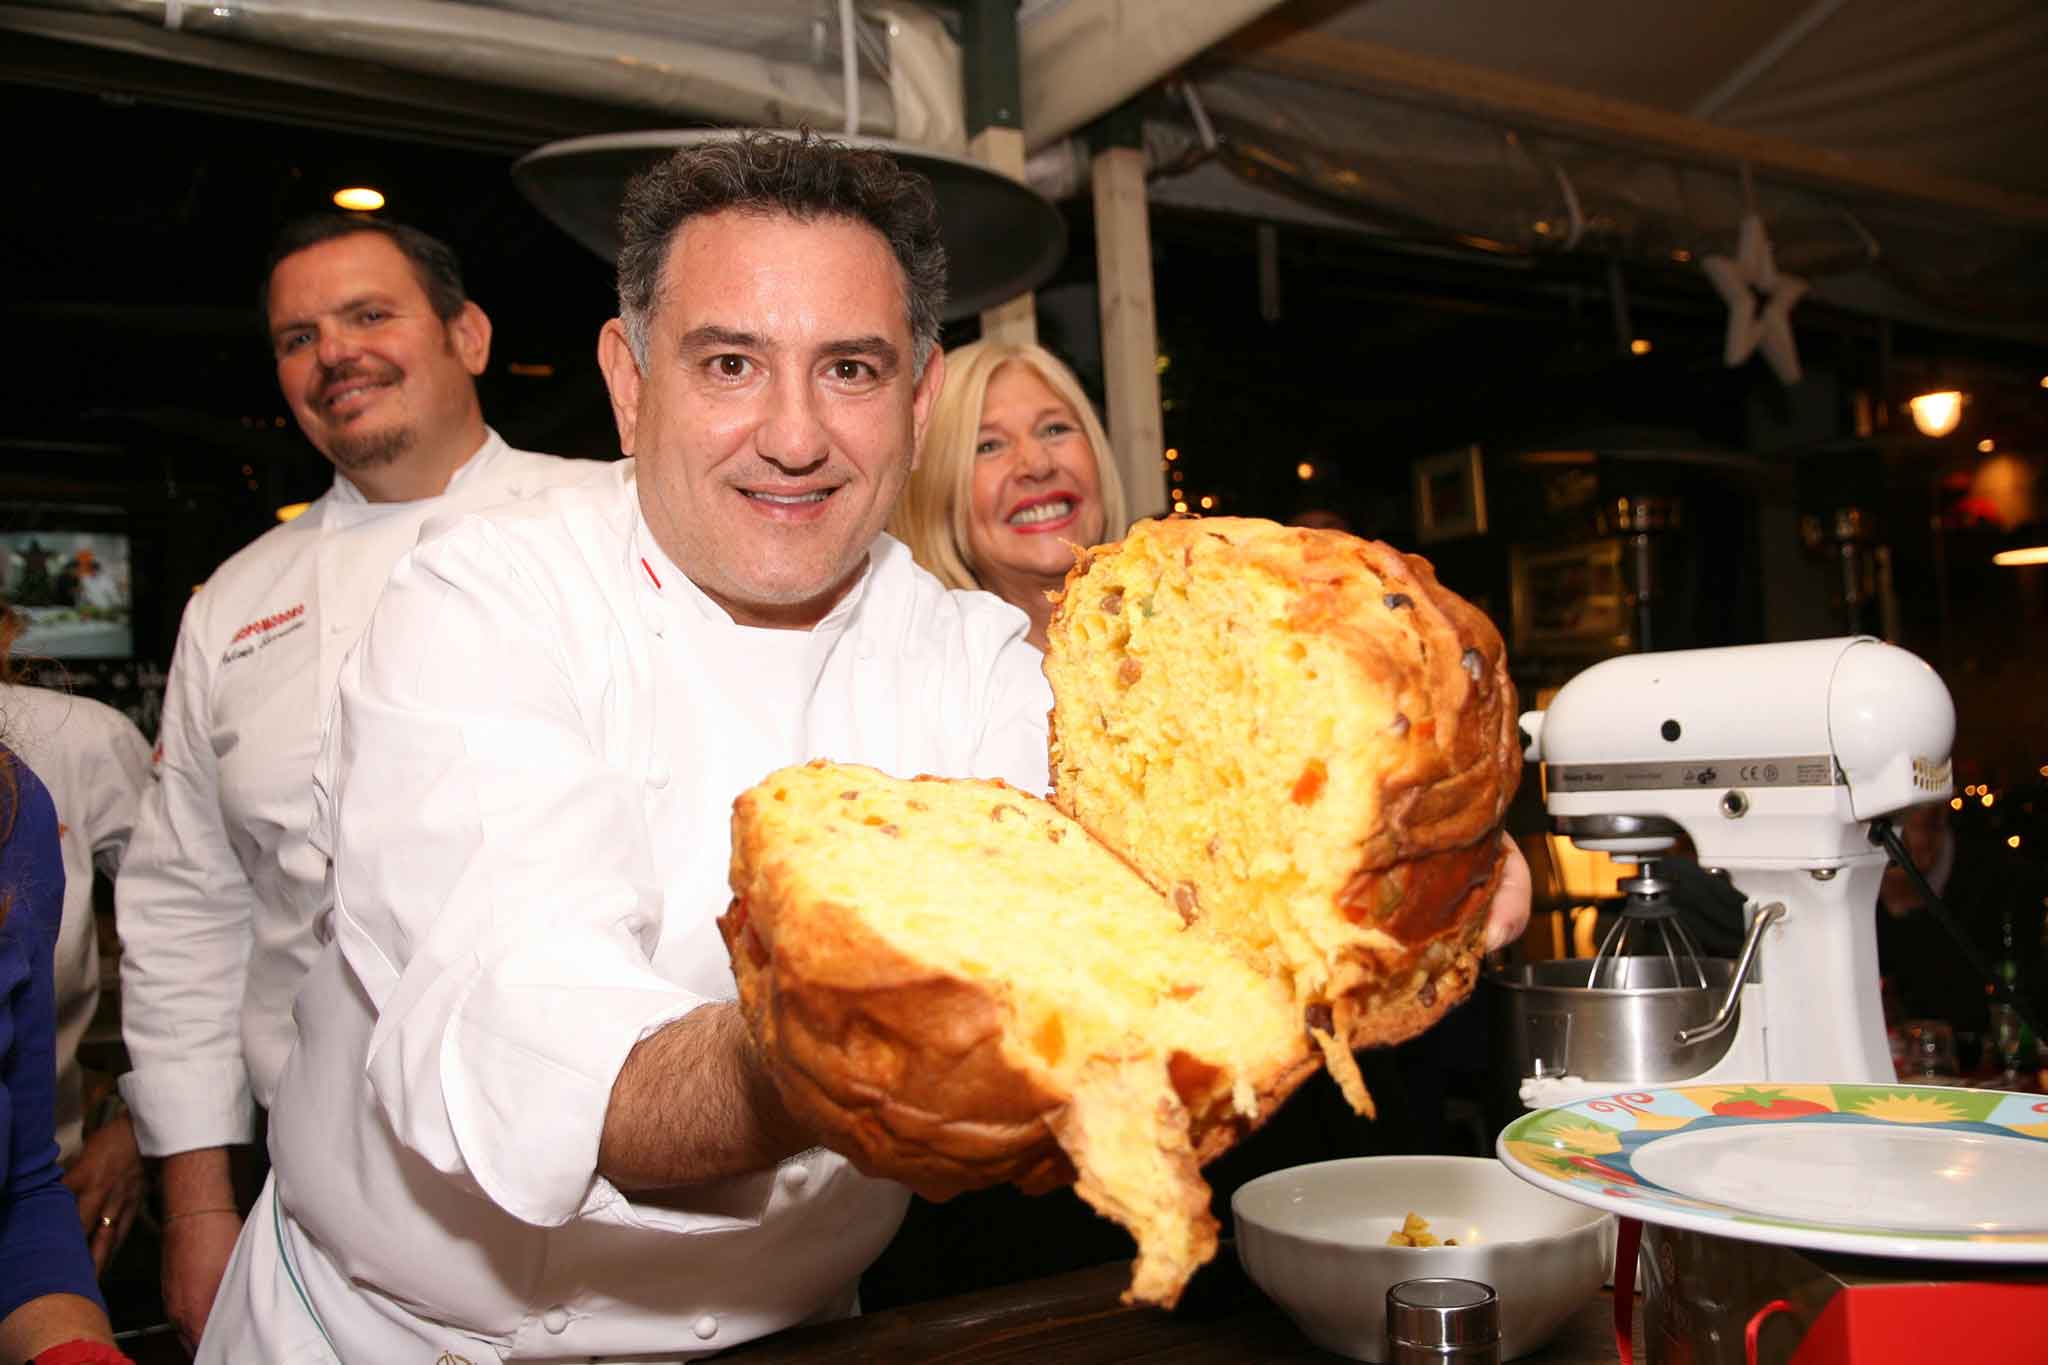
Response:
693,1314,719,1340
781,1163,810,1190
541,1306,570,1334
328,620,346,635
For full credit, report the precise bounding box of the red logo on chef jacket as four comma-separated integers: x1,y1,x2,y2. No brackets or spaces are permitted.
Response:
221,601,308,666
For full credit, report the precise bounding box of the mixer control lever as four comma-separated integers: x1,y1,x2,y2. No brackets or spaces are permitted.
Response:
1675,902,1785,1047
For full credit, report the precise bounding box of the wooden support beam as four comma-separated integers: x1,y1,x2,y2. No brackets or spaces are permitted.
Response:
1092,143,1168,523
961,0,1036,345
1224,23,2048,226
970,125,1037,346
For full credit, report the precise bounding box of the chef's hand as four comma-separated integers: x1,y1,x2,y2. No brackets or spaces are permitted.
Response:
63,1110,145,1273
1479,834,1532,953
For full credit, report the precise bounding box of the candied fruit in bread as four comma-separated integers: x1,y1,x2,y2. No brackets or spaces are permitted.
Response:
721,762,1315,1308
1045,517,1520,1114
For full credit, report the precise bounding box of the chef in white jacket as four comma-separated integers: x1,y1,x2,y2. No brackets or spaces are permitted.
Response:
191,128,1054,1363
0,678,152,1269
201,132,1535,1361
114,213,602,1350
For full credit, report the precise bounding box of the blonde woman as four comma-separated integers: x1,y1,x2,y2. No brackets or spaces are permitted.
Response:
892,341,1128,649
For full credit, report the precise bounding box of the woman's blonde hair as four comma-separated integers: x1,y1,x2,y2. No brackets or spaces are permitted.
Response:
891,340,1128,592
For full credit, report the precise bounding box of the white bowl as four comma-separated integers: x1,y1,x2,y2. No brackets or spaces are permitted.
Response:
1232,1155,1612,1362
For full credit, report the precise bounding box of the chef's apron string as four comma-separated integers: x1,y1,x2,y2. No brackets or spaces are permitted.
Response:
276,1187,343,1362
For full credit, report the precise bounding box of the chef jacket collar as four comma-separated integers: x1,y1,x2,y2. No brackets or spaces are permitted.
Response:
323,429,509,522
625,467,874,641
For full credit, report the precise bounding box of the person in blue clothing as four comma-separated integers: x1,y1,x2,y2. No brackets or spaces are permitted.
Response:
1,637,133,1363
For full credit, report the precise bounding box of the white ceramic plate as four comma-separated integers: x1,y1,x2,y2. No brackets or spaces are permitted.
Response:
1497,1081,2048,1262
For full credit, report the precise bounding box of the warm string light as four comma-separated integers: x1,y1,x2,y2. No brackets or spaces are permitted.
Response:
332,186,386,211
1907,390,1964,438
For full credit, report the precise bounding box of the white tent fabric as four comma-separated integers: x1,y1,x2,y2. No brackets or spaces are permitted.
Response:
9,0,2044,334
1291,0,2048,198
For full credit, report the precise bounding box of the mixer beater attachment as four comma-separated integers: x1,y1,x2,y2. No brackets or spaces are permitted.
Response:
1588,859,1710,991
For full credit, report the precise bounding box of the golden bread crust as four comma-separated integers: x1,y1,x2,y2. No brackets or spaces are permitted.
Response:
723,782,1077,1199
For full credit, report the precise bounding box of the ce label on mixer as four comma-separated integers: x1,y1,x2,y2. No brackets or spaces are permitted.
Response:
1548,756,1841,793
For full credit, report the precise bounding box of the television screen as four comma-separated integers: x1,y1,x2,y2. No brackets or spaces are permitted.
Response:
2,529,134,659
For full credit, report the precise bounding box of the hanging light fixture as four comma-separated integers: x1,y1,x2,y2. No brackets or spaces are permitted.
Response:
1907,389,1964,438
510,132,1064,321
332,185,386,212
1994,541,2048,568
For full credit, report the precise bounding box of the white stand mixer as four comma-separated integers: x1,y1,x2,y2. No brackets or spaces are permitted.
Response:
1514,636,1956,1109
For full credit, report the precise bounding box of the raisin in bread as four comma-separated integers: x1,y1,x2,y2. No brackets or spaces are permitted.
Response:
721,764,1316,1307
1045,517,1520,1117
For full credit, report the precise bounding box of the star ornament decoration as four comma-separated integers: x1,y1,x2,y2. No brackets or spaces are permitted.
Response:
1702,213,1807,386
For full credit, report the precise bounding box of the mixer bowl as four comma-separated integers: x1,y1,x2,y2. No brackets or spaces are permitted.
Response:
1491,957,1745,1083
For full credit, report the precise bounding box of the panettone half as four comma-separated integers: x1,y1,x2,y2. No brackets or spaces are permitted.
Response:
721,764,1317,1307
1044,516,1521,1118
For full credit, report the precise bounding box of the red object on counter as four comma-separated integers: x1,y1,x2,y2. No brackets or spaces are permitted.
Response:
1781,1282,2048,1364
1744,1298,1796,1362
1612,1218,1641,1365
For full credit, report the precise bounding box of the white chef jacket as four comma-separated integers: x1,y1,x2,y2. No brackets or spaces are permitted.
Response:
205,459,1051,1363
0,684,151,1162
117,431,606,1157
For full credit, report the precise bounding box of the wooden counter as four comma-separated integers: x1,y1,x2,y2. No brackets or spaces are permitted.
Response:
723,1250,1637,1363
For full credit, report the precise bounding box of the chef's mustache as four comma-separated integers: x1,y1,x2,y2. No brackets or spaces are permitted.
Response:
313,359,403,404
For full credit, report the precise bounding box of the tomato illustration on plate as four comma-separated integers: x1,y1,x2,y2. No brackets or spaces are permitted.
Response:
1540,1152,1639,1185
1711,1087,1829,1119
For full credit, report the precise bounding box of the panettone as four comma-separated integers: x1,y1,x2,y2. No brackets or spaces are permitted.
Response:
719,516,1520,1308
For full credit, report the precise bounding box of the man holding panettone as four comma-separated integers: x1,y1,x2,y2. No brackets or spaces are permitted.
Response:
198,131,1530,1360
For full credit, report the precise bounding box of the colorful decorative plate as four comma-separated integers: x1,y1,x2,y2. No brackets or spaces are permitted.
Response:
1497,1082,2048,1262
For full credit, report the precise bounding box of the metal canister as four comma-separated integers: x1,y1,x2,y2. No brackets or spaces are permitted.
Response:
1386,1277,1502,1364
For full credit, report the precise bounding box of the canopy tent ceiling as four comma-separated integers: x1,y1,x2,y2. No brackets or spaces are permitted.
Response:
1179,0,2048,339
6,0,2046,340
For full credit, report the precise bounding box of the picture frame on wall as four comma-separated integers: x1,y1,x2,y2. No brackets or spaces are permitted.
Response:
1510,539,1634,656
1412,444,1488,543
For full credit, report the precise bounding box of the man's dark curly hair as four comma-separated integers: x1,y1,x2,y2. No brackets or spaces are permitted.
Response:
615,129,947,373
259,214,469,329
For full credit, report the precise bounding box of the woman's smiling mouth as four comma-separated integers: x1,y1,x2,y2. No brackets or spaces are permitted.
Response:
1007,496,1077,529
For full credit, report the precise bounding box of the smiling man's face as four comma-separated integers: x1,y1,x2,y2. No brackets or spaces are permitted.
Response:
599,208,942,628
266,230,487,477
